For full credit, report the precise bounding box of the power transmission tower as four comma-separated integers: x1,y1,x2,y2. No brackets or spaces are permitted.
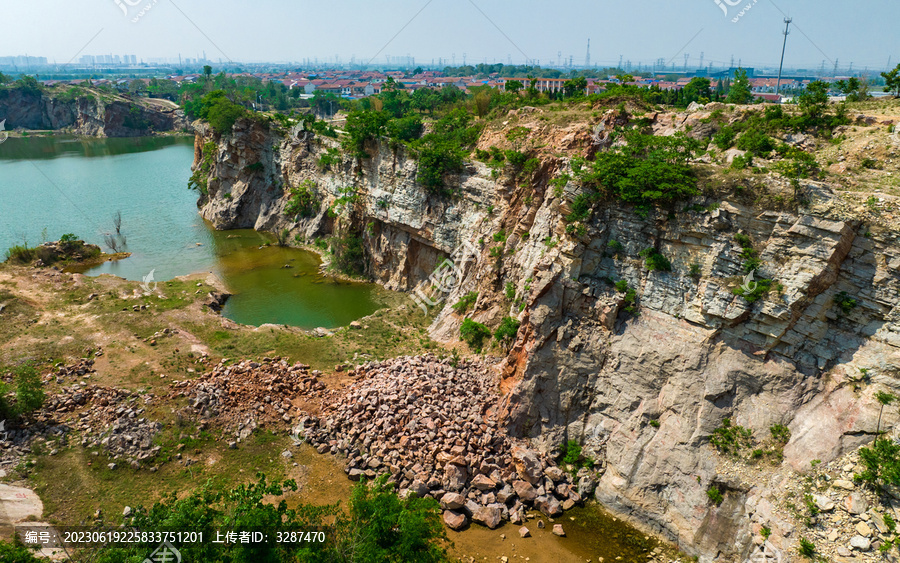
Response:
775,18,792,95
833,59,839,77
698,52,704,71
684,53,690,72
585,39,591,68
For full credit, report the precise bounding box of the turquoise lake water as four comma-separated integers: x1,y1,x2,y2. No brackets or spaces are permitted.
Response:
0,135,382,328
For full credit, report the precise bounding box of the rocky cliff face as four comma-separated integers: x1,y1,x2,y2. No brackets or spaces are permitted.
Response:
192,105,900,561
0,88,189,136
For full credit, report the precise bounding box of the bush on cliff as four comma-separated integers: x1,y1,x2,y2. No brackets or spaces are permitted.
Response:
570,131,700,218
460,318,491,352
284,180,320,219
185,90,246,135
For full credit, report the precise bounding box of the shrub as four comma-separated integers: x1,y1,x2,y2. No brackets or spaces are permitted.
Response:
834,291,858,315
713,126,737,150
565,193,593,223
798,537,816,557
452,291,478,314
284,180,319,218
460,318,492,352
689,263,702,278
504,281,516,300
706,486,724,505
0,538,44,562
615,280,629,293
317,148,342,171
569,131,700,215
710,418,753,455
559,440,593,471
331,230,365,276
4,245,36,264
14,363,44,416
194,90,246,134
493,316,521,346
770,424,791,444
857,438,900,487
733,278,773,303
649,419,660,428
639,247,672,272
607,239,624,257
735,129,776,157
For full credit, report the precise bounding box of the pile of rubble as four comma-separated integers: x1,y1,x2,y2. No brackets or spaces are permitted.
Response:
1,369,162,472
170,357,339,432
302,355,594,531
47,357,97,382
43,384,162,467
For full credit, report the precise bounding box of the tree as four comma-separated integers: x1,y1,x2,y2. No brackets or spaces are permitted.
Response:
460,318,492,352
203,65,213,91
876,391,897,436
682,77,712,105
797,81,830,121
725,68,753,104
836,77,869,102
563,76,588,98
14,363,44,417
882,64,900,97
127,79,145,96
505,79,523,94
494,316,521,349
334,475,447,562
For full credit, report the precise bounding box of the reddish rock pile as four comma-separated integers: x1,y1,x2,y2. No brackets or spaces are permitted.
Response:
301,355,584,530
170,357,338,432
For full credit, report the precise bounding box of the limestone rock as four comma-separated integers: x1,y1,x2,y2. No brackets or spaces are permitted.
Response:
849,535,871,551
552,524,566,537
518,526,530,538
844,492,868,515
472,505,502,529
440,492,466,511
443,510,467,531
812,494,834,512
535,495,562,517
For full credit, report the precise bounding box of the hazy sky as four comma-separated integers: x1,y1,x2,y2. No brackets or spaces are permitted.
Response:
2,0,897,71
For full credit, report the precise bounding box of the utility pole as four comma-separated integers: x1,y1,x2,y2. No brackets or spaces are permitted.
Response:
775,17,792,95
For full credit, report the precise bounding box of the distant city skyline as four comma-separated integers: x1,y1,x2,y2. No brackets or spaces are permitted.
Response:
1,1,897,72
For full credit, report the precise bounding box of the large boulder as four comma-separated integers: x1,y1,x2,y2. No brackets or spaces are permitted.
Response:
471,474,496,491
512,448,543,485
512,480,537,502
472,505,502,529
440,492,466,511
535,495,562,517
443,510,467,531
443,462,467,491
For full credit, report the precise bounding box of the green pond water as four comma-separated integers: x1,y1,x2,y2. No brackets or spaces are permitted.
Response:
0,135,383,328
